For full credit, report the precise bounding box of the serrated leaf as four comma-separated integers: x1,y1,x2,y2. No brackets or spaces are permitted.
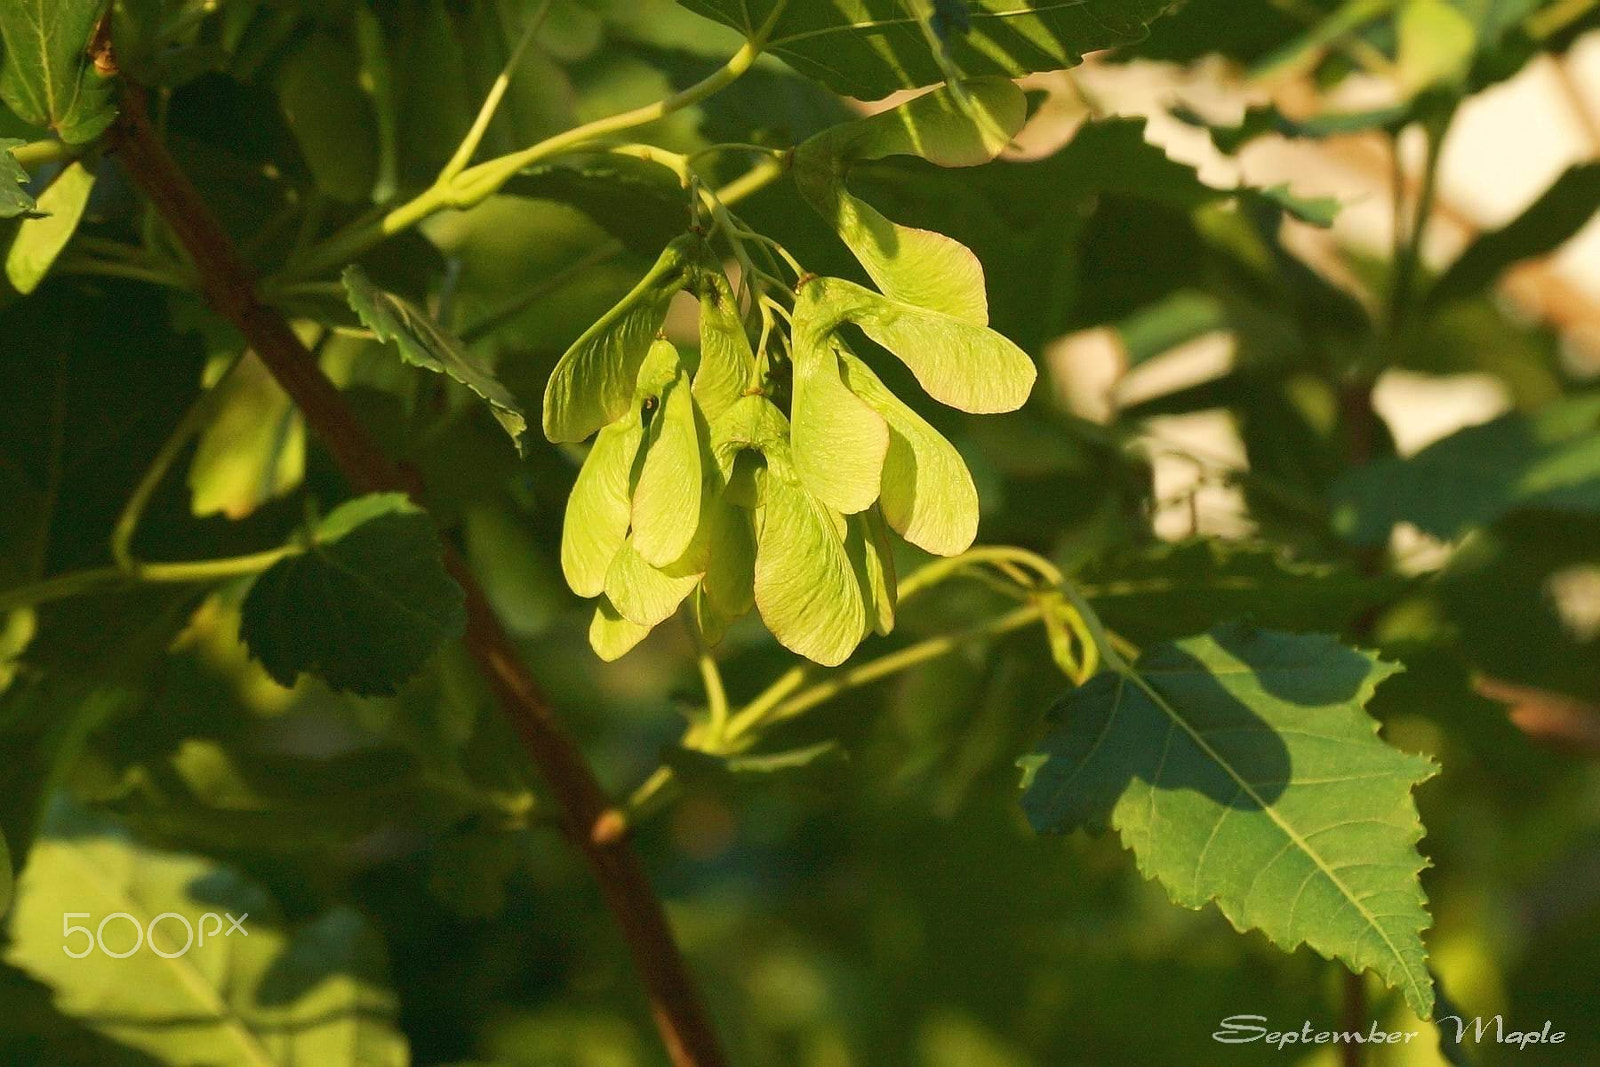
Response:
240,493,466,696
543,236,693,442
561,409,645,598
632,359,705,567
342,265,527,452
791,327,889,514
795,78,1025,320
837,346,979,556
1330,394,1600,545
5,159,95,294
680,0,1181,99
604,539,700,627
754,469,867,667
589,595,652,661
1427,162,1600,309
0,0,116,143
799,276,1036,414
0,139,37,219
1081,539,1395,645
691,265,756,420
5,802,409,1066
1023,624,1437,1018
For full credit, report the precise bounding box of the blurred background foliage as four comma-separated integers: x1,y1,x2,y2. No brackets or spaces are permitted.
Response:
1,0,1599,1064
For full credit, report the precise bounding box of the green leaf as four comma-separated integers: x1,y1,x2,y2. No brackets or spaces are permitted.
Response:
700,495,757,624
850,507,897,636
1396,0,1477,91
0,0,116,143
790,327,889,515
543,235,693,442
798,276,1036,414
604,540,700,628
342,265,527,452
5,802,409,1066
240,493,467,696
589,595,652,661
505,154,689,257
837,345,979,556
680,0,1182,99
561,410,645,598
691,264,757,420
1426,162,1600,309
1081,539,1397,645
187,353,304,519
1023,624,1437,1018
0,139,37,219
795,78,1025,320
631,359,705,567
754,467,867,667
5,158,94,294
276,30,378,202
1330,394,1600,545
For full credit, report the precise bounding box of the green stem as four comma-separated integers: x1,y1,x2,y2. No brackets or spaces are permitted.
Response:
1387,110,1451,337
897,545,1062,602
285,22,778,282
457,154,789,344
8,139,76,169
55,256,192,290
748,603,1046,730
692,622,731,745
0,548,298,616
440,0,556,182
112,353,246,574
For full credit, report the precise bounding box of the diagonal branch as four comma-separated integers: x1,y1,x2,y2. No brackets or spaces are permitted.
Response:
107,81,727,1067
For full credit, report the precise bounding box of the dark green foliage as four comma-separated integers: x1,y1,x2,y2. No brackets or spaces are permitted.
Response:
0,0,1595,1062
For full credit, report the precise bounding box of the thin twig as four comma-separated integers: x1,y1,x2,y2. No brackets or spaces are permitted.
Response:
108,80,728,1067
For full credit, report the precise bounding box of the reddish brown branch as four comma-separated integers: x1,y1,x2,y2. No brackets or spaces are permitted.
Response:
109,83,727,1067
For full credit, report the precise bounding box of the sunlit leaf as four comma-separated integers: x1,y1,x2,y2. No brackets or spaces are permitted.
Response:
701,495,757,624
837,345,979,556
5,802,409,1066
343,265,528,452
604,539,700,628
240,493,466,696
790,326,888,514
632,357,705,567
589,595,653,661
850,507,896,636
5,159,94,295
543,235,693,442
795,78,1025,320
754,466,866,667
691,264,757,420
561,410,645,598
1023,625,1437,1018
798,276,1036,414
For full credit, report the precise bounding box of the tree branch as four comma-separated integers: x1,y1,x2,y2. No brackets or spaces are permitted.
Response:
107,82,727,1067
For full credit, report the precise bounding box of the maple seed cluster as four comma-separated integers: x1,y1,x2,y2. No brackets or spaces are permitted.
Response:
544,81,1038,665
